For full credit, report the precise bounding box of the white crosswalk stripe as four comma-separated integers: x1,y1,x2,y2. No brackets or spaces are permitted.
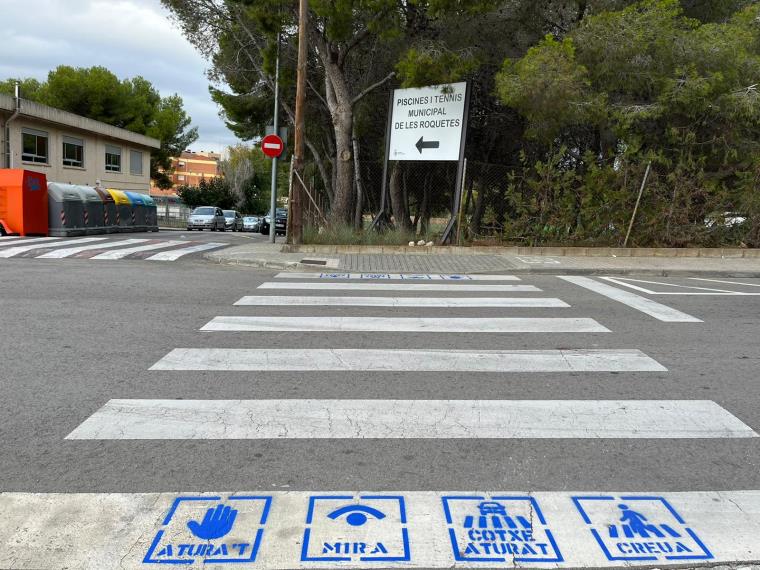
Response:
35,238,149,258
234,295,569,307
150,348,666,372
0,237,228,261
65,399,755,439
275,271,522,281
200,315,611,333
90,240,192,259
0,237,107,258
258,282,541,292
0,236,59,246
146,242,227,260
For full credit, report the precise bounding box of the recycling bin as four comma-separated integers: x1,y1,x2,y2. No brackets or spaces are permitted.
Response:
48,183,86,237
142,194,159,232
93,188,118,233
77,186,107,235
124,191,148,232
107,189,134,232
0,169,48,236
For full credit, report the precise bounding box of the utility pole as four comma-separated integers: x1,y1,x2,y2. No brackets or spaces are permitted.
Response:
269,31,281,244
290,0,307,244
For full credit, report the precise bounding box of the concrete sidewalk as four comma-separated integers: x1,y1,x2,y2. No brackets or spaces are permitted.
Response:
204,241,760,276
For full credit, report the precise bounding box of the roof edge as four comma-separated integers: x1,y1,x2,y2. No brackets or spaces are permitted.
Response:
0,93,161,149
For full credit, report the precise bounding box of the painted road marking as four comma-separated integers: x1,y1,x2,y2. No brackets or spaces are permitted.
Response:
234,295,570,308
90,240,191,259
35,238,149,258
516,255,560,264
150,348,666,372
602,277,751,296
64,399,754,439
5,491,760,568
274,272,521,281
0,236,59,246
258,282,542,292
200,316,610,333
0,237,107,258
689,277,760,289
145,242,227,261
559,276,703,322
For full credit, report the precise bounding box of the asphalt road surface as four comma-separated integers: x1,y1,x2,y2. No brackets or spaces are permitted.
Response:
1,257,760,568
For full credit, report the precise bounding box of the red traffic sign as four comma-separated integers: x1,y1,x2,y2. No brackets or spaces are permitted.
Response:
261,134,284,158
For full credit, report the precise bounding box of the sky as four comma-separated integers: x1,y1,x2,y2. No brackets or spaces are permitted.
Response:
1,0,239,154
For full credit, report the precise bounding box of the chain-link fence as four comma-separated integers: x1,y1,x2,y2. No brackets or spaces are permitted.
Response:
293,156,760,247
153,196,192,229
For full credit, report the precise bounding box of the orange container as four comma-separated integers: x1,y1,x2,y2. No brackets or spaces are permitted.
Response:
0,169,49,236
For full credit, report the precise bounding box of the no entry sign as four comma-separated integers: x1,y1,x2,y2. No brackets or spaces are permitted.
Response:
261,134,284,158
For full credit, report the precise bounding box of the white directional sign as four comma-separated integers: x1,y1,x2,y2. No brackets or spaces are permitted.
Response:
389,82,467,161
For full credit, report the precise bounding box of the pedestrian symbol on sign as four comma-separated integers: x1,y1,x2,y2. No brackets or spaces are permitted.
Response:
612,503,682,539
572,495,713,562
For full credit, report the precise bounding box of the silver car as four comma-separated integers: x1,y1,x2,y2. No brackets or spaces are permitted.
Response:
243,216,261,232
223,210,244,232
187,206,226,231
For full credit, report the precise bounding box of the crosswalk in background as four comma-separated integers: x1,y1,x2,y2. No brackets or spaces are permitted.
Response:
0,235,227,260
4,271,760,568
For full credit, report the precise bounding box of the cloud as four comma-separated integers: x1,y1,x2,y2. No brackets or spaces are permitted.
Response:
2,0,238,152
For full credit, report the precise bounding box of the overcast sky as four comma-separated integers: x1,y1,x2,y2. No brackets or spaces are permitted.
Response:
2,0,239,153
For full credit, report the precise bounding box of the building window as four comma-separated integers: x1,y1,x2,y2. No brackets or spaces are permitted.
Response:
62,136,84,168
105,144,121,172
177,175,185,181
22,128,48,164
129,150,143,175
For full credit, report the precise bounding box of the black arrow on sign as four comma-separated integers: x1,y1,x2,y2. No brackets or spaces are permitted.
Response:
415,136,440,154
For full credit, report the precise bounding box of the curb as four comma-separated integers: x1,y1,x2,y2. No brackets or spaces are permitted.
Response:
203,253,316,271
202,254,760,278
283,244,760,259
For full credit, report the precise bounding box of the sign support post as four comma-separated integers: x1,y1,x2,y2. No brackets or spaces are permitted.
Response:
439,81,470,245
370,91,395,231
269,31,281,244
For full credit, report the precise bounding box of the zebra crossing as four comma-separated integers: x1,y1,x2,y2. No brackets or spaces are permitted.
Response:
0,235,227,261
30,271,760,567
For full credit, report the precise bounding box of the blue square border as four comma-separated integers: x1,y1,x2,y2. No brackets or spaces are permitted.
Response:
441,495,564,564
571,495,713,562
300,494,411,563
143,495,272,565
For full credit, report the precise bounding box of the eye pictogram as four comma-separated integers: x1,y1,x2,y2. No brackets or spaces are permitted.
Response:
327,505,387,527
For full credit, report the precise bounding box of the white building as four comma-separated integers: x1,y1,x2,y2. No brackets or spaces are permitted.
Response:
0,91,159,193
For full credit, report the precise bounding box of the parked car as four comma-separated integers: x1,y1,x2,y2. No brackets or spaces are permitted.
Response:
260,208,288,236
187,206,226,231
223,210,244,232
243,216,261,232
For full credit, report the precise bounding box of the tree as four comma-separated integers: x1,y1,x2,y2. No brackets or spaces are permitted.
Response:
494,0,760,246
177,177,237,209
162,0,503,226
0,66,198,189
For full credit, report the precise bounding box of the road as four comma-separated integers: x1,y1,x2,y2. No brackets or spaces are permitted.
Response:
0,228,266,261
1,251,759,568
